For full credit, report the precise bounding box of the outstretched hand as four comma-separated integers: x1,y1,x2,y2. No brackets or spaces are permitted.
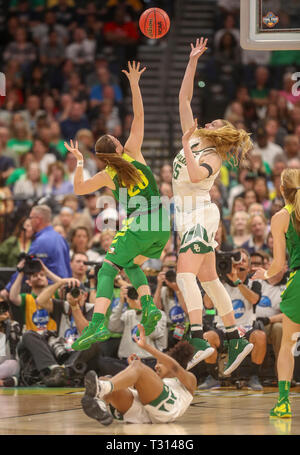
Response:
134,323,147,349
122,61,146,83
182,118,198,144
189,37,208,60
64,139,83,161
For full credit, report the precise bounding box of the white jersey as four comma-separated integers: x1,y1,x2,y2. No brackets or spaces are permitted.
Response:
172,140,221,253
256,281,285,318
116,377,193,424
172,140,220,208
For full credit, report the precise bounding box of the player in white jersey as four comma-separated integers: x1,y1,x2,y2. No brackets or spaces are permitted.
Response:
174,37,254,374
80,324,196,425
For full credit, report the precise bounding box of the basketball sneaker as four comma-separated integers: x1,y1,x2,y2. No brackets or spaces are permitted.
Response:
72,321,111,351
187,338,215,371
223,338,253,376
270,398,292,418
197,375,221,390
81,371,113,426
140,298,162,336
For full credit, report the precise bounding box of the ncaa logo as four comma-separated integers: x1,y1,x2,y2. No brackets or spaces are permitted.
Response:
232,299,245,319
258,296,271,308
169,305,185,324
32,309,50,328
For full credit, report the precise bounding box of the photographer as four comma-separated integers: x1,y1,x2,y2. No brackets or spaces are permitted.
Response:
69,252,96,304
9,258,59,333
4,205,72,295
0,297,22,387
93,284,167,377
20,277,96,387
200,248,267,390
154,260,189,350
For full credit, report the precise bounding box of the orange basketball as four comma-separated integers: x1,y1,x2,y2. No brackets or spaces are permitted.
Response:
139,7,170,39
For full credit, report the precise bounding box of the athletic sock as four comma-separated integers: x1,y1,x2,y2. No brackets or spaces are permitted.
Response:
98,379,114,398
91,312,105,326
278,380,290,401
191,324,203,339
225,325,240,340
250,362,260,377
207,362,219,380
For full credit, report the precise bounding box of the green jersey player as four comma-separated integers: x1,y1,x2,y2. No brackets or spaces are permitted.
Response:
64,61,170,351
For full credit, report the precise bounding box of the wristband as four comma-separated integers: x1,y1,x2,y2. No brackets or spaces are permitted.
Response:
77,160,84,167
233,279,242,286
264,271,270,280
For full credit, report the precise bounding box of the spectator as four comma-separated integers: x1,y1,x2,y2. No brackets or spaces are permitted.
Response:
0,172,14,242
31,138,56,175
0,298,22,387
231,197,247,216
60,101,90,140
92,98,122,138
70,252,88,284
0,138,15,181
228,211,251,248
279,72,300,107
39,29,66,70
7,119,33,163
215,220,233,252
3,27,36,72
249,66,270,112
200,248,266,390
242,214,269,254
252,126,283,168
102,4,140,72
159,163,173,185
0,217,33,267
75,129,98,176
283,135,300,160
52,206,75,237
154,257,188,350
5,205,72,294
90,66,123,108
248,202,265,218
264,118,286,148
214,13,240,49
65,27,96,69
45,161,73,199
13,161,46,201
69,226,101,262
244,189,258,211
253,175,272,215
49,121,67,160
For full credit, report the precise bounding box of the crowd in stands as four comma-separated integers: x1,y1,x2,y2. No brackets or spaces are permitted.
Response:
0,0,299,390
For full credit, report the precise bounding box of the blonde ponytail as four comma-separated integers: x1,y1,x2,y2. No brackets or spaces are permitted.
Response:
281,168,300,235
194,120,253,165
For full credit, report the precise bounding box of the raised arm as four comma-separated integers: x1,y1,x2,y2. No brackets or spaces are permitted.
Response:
179,37,208,134
135,324,196,394
122,61,147,164
182,119,222,183
64,140,115,195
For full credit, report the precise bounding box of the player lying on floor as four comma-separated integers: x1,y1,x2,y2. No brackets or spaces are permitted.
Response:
81,324,197,425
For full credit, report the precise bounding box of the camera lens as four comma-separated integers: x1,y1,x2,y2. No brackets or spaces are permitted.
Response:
70,287,80,298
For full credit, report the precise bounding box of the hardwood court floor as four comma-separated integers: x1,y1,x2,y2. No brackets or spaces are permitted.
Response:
0,386,299,435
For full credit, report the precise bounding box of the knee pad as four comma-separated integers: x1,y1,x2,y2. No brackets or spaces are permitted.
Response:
176,272,203,312
124,262,148,290
201,278,233,317
96,261,119,299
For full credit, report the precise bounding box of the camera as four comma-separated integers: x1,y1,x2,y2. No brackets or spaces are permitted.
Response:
48,335,70,363
64,285,81,299
216,250,242,279
0,300,9,315
165,269,177,283
18,253,42,275
85,261,103,284
127,286,139,300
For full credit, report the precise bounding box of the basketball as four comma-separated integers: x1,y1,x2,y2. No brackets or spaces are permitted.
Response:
139,7,170,39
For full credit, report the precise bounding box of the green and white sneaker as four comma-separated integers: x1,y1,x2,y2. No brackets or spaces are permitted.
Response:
270,398,292,418
223,338,253,376
187,338,215,371
72,321,111,351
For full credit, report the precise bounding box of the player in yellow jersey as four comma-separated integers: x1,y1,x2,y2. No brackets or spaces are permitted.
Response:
64,62,170,351
254,169,300,418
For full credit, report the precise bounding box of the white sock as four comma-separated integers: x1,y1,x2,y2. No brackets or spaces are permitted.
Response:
98,380,114,398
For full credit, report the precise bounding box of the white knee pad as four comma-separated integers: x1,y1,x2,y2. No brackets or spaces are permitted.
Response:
176,272,203,312
201,278,233,317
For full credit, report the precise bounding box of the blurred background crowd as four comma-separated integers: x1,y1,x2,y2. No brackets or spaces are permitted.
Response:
0,0,300,391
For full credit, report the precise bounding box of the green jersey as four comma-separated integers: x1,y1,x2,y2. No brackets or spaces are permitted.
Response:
285,204,300,270
105,152,161,216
